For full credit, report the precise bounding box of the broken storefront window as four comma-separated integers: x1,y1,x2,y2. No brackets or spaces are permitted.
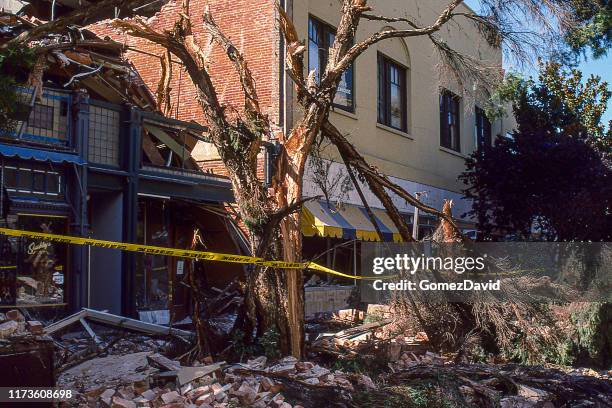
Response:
0,214,68,307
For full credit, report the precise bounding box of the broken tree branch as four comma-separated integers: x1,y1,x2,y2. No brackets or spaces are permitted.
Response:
112,17,231,152
330,0,464,79
157,49,173,117
256,196,320,258
4,0,164,49
202,7,262,118
322,120,466,240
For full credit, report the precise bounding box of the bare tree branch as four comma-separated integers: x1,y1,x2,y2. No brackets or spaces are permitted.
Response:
322,120,467,241
257,196,321,258
112,17,230,149
278,4,309,104
329,0,464,80
3,0,165,48
321,120,414,241
361,13,419,28
343,160,385,241
201,5,272,164
202,7,262,118
156,49,173,116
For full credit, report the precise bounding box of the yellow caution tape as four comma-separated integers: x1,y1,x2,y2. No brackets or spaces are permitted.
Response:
0,227,382,281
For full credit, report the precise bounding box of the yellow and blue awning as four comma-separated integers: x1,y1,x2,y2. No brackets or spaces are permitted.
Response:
302,200,402,242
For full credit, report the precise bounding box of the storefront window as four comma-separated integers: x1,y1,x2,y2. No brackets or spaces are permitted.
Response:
0,214,68,306
135,199,170,312
1,161,63,198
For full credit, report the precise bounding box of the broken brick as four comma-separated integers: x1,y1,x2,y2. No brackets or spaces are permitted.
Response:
26,320,44,334
6,309,24,322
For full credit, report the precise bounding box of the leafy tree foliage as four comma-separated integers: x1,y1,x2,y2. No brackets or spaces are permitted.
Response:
474,0,611,64
564,0,612,60
0,45,36,133
461,62,611,241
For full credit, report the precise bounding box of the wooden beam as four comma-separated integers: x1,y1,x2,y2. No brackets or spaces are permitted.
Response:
142,130,165,165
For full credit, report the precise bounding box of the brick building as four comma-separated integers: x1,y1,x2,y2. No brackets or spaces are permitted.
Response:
91,0,281,181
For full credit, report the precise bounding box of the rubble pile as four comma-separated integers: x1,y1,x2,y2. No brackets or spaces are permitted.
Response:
380,362,612,408
56,329,173,367
0,309,45,339
3,307,612,407
311,316,429,361
389,350,445,371
59,353,371,408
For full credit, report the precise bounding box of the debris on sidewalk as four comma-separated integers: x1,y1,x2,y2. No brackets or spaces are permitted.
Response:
3,305,612,408
45,308,194,340
58,351,367,408
0,309,48,339
360,362,612,408
310,315,429,361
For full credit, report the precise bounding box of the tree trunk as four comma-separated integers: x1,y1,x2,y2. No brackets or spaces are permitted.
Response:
231,173,305,358
279,210,305,358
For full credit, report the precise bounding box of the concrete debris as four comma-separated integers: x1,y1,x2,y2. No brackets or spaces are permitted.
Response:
6,309,25,322
4,307,610,407
161,390,181,403
100,388,115,406
56,343,368,408
148,352,182,371
26,320,44,335
177,364,224,387
111,395,137,408
0,320,19,339
0,311,50,339
58,351,156,392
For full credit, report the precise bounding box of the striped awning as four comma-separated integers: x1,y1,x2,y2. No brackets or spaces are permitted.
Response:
302,200,402,242
0,143,85,165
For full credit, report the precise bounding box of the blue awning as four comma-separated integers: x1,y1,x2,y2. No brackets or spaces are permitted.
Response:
0,143,85,165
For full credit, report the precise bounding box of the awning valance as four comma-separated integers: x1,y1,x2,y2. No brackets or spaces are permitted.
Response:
302,200,402,242
0,143,85,165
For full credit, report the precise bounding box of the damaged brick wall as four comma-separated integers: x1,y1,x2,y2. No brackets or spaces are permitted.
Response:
199,156,266,179
89,0,280,175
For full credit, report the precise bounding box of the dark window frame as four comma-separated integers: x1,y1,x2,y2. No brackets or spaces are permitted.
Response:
475,106,492,152
28,103,55,130
2,163,63,198
308,15,355,112
440,89,461,152
377,52,408,132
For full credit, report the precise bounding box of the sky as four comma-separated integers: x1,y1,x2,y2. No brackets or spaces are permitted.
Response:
464,0,612,124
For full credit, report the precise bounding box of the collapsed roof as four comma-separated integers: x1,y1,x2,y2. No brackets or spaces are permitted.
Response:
4,0,168,21
0,1,211,170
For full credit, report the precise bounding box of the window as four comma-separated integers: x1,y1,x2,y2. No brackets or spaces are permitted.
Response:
28,103,54,130
308,16,354,111
377,53,407,132
0,214,69,306
32,170,46,194
475,106,492,152
440,90,461,152
2,163,63,198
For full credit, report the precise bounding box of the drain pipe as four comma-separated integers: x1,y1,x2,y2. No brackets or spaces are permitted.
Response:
51,0,57,21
